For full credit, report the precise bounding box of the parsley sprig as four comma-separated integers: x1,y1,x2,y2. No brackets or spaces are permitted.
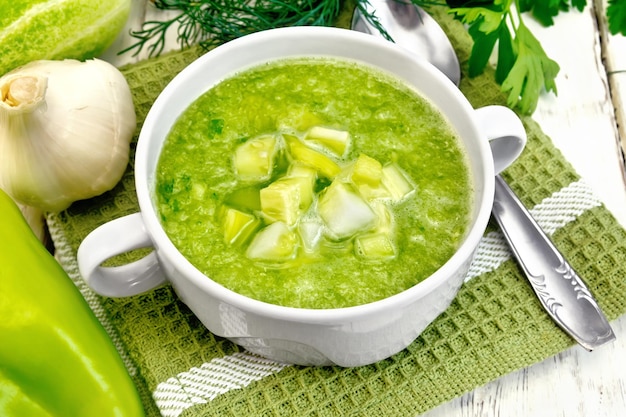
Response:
450,0,563,114
121,0,626,115
449,0,626,113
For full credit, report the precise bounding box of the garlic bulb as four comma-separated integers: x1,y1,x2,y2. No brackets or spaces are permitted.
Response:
0,59,136,212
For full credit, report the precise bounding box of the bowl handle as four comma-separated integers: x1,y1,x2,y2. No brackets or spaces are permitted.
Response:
474,105,527,174
77,213,167,297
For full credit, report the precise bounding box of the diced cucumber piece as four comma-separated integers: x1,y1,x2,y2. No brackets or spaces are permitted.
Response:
317,181,377,240
298,219,324,253
370,201,393,233
191,182,207,200
305,126,351,157
355,233,396,260
287,163,318,196
291,176,315,209
284,134,341,179
223,125,417,267
260,177,313,225
381,163,415,201
233,135,277,181
223,207,261,246
287,163,317,183
247,222,297,261
351,154,382,187
356,183,392,201
224,186,262,212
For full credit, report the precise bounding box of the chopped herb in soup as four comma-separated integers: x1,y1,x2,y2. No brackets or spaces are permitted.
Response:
155,57,473,309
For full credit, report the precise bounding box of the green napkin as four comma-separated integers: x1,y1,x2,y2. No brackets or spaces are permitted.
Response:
46,5,626,417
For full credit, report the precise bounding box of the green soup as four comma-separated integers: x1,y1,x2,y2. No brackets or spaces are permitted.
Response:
155,57,473,309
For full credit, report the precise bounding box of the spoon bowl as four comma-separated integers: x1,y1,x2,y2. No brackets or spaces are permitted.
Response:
351,0,461,85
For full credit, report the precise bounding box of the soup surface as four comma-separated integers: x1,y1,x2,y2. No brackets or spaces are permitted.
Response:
155,57,473,309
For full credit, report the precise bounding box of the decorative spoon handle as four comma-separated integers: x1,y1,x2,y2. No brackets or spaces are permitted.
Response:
491,175,615,350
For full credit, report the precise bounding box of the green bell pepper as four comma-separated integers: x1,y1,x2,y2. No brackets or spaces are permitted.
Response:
0,189,144,417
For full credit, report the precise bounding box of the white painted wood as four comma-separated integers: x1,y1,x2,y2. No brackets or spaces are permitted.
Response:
528,4,626,228
100,2,626,416
596,0,626,155
424,2,626,416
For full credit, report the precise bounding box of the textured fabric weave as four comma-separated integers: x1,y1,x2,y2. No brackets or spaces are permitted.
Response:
46,5,626,417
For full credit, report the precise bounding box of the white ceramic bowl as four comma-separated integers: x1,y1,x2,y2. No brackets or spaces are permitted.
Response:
78,27,525,367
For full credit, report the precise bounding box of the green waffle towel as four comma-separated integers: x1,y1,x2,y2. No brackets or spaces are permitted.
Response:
46,5,626,417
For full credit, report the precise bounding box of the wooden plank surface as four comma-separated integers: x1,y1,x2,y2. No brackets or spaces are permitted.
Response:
426,2,626,416
596,0,626,157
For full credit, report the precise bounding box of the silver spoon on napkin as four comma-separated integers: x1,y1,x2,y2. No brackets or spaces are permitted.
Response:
351,0,615,350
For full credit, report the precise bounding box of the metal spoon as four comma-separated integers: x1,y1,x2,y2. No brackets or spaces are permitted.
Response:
351,1,460,85
351,0,615,350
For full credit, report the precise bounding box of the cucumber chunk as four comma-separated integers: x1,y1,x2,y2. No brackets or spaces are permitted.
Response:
351,154,382,187
305,126,351,157
381,163,415,201
224,186,262,212
355,233,396,260
317,181,377,240
246,222,297,261
356,182,392,201
284,134,341,179
223,208,261,246
298,220,324,253
287,163,317,183
191,182,207,200
370,201,393,233
224,126,415,266
260,177,314,225
233,135,277,181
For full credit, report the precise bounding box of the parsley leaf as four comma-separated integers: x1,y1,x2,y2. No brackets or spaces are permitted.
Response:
495,22,515,84
608,0,626,35
467,20,499,77
501,22,560,114
452,6,503,76
451,0,562,114
518,0,586,26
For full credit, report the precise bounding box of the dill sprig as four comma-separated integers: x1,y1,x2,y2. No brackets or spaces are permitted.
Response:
120,0,345,57
119,0,626,115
